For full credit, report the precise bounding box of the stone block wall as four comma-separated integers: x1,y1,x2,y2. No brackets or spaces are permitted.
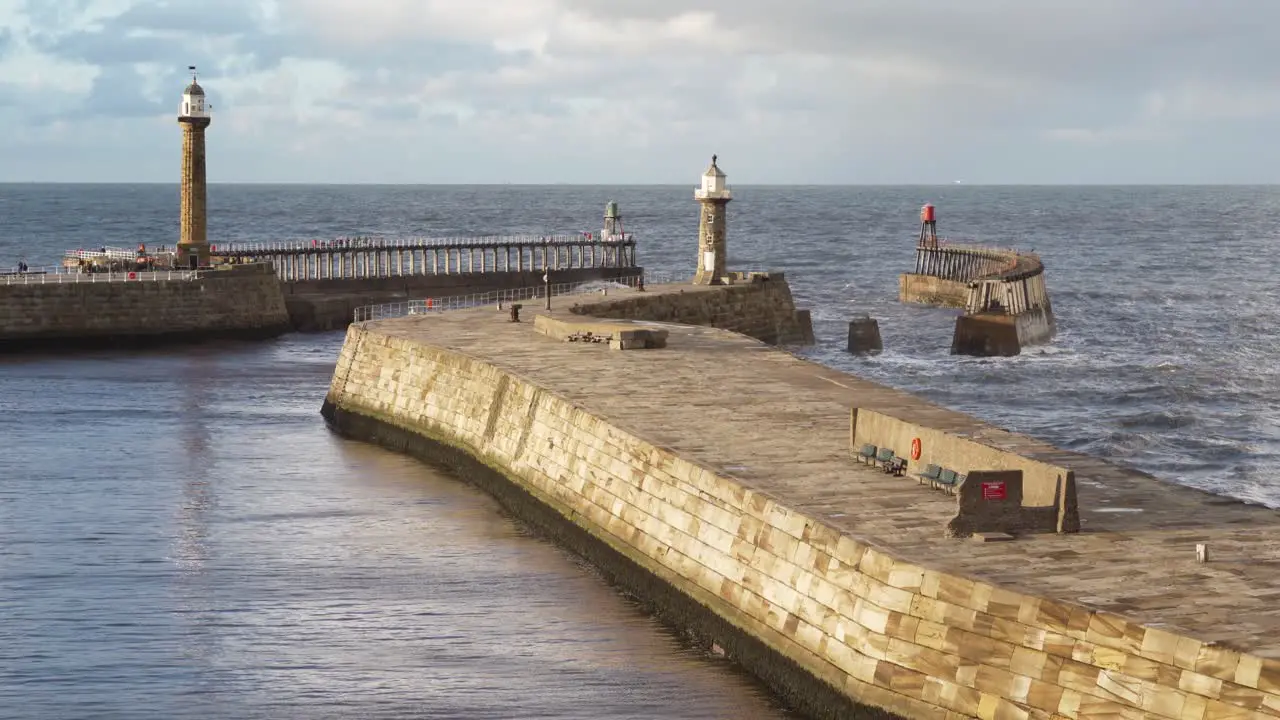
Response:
283,267,641,331
0,264,290,351
570,273,815,346
951,307,1056,358
946,470,1025,538
898,274,970,308
324,325,1280,720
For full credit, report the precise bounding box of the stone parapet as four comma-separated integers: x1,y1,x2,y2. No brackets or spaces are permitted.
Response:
899,274,970,308
533,314,668,349
284,266,641,331
570,273,815,346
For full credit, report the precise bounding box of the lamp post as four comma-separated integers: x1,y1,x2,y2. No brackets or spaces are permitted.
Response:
543,239,551,310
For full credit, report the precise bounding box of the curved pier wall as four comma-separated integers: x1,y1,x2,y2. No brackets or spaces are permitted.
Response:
323,324,1280,720
570,272,814,346
953,257,1055,357
900,246,1013,308
898,245,1056,357
0,263,290,352
284,266,641,331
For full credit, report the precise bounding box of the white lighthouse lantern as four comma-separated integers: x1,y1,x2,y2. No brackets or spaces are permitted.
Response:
694,154,731,200
179,67,210,119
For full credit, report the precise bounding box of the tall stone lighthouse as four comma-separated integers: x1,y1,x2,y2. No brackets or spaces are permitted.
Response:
694,155,731,285
177,68,212,269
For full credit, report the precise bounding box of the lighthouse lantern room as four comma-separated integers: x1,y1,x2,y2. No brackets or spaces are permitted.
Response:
180,67,210,119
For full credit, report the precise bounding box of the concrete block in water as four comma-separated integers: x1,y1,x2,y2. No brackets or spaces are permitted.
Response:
846,316,883,354
950,305,1056,357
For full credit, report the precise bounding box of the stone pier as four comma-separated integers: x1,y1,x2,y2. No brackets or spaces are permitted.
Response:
322,280,1280,720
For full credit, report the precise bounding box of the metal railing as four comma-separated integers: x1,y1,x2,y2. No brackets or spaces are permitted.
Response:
218,234,635,255
353,270,692,322
63,247,146,261
1,267,200,285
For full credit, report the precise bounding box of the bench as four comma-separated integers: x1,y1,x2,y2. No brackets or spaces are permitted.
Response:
873,447,894,469
934,469,962,494
916,464,941,485
856,443,877,464
885,457,907,476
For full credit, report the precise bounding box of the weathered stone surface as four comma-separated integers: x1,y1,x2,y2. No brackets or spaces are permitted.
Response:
0,263,289,350
178,119,212,267
899,274,969,308
323,281,1280,720
946,471,1026,538
533,313,668,349
848,317,884,354
952,308,1056,358
284,267,641,331
571,273,814,346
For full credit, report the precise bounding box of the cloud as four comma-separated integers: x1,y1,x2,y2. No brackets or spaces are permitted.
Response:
2,0,1280,182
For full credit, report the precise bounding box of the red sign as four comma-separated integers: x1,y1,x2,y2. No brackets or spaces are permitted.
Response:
981,481,1007,501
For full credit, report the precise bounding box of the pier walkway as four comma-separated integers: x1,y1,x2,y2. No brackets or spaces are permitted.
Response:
216,234,638,282
362,285,1280,657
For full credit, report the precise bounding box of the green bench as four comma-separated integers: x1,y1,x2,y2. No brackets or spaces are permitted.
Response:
934,469,965,494
874,447,894,467
916,464,941,485
856,443,877,464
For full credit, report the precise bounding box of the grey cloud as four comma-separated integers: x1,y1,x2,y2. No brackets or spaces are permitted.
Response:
23,0,293,78
110,0,268,35
558,0,1280,91
82,65,169,117
6,0,1280,183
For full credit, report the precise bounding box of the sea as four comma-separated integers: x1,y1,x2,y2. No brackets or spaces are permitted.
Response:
1,183,1278,718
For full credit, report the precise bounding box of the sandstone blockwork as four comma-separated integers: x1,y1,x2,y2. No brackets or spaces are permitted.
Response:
179,121,211,266
284,266,641,332
0,265,290,349
327,325,1280,720
570,273,815,346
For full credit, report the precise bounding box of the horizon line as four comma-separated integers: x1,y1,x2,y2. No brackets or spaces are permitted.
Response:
2,181,1279,187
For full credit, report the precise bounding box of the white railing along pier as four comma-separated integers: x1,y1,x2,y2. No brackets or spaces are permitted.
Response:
217,234,639,282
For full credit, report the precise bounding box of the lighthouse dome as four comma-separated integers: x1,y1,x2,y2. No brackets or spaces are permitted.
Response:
179,73,210,120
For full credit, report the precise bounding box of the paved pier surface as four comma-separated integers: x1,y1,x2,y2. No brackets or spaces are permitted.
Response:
366,283,1280,658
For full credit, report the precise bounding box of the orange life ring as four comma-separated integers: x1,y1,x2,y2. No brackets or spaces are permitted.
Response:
910,438,922,460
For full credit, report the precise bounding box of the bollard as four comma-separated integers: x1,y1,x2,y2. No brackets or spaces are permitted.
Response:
509,303,522,323
847,315,883,355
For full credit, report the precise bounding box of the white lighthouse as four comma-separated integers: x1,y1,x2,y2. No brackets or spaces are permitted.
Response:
693,155,731,285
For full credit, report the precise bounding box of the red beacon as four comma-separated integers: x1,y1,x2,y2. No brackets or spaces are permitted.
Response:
918,204,939,247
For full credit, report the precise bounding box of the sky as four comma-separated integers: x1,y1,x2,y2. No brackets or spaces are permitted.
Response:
1,0,1279,184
